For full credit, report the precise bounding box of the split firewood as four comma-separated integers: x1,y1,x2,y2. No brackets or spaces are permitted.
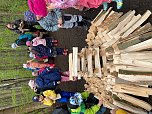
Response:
116,93,152,111
113,99,147,114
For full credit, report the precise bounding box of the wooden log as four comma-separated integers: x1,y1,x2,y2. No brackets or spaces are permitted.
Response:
94,7,112,27
92,9,104,24
115,52,152,60
118,74,152,82
108,10,132,31
69,53,73,80
122,10,152,38
113,84,152,97
118,14,141,36
113,99,147,114
86,48,93,77
80,48,86,72
128,23,152,37
94,48,102,77
115,65,152,72
113,57,152,68
115,77,152,86
120,23,152,43
77,56,81,79
72,47,78,77
98,12,123,30
110,10,136,35
116,93,152,111
122,38,152,52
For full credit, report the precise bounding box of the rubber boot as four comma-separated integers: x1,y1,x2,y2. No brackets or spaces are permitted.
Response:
112,0,123,9
103,2,108,10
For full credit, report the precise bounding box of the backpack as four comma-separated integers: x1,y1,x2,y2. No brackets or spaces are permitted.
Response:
24,10,37,22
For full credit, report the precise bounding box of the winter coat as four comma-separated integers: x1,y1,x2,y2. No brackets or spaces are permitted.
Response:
28,0,48,17
35,68,61,91
69,92,101,114
32,44,52,57
16,34,34,46
12,19,38,34
79,0,111,8
38,9,62,32
27,61,54,69
46,0,78,9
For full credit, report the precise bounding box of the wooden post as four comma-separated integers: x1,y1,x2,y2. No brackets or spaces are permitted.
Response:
94,48,102,77
86,48,93,77
72,47,78,78
69,53,73,80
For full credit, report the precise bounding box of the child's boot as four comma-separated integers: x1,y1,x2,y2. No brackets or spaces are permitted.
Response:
112,0,123,9
103,2,108,10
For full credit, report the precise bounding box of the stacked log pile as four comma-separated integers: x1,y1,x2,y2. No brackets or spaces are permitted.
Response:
69,8,152,114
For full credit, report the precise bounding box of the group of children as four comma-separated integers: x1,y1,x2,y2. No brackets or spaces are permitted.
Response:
5,0,127,113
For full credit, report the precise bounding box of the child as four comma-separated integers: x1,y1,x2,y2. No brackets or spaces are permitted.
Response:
68,92,106,114
30,44,68,59
23,60,55,70
44,0,123,11
37,9,89,32
11,34,34,49
32,67,74,82
26,36,58,48
6,19,46,34
28,69,61,93
32,90,75,106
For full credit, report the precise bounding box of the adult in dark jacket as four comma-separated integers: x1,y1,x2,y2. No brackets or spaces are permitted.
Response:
31,44,68,59
11,34,35,49
6,19,46,34
28,68,61,93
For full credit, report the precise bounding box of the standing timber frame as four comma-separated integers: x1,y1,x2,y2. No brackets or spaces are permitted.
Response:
69,8,152,114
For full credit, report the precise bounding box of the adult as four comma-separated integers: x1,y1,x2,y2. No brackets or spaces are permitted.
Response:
32,90,75,106
28,68,61,93
11,34,34,49
37,9,89,32
6,19,46,34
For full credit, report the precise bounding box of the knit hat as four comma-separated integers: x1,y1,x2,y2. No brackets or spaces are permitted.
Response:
11,43,18,49
28,80,36,89
68,93,83,109
32,95,40,102
26,41,32,46
116,109,127,114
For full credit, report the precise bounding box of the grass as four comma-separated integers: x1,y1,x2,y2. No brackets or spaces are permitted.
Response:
0,0,39,113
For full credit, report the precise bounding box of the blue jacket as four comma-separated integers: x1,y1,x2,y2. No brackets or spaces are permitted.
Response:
56,91,75,103
35,68,61,90
38,9,62,32
16,34,33,45
39,68,61,81
32,44,53,58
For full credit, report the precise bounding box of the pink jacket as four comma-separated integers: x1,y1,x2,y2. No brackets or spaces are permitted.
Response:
28,0,47,17
79,0,112,8
32,37,46,46
46,0,78,9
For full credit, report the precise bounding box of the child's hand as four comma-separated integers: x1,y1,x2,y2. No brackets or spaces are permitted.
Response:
58,18,63,24
98,98,103,106
47,3,55,10
58,23,63,28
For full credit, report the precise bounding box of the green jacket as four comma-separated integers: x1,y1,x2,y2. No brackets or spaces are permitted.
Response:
70,92,100,114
